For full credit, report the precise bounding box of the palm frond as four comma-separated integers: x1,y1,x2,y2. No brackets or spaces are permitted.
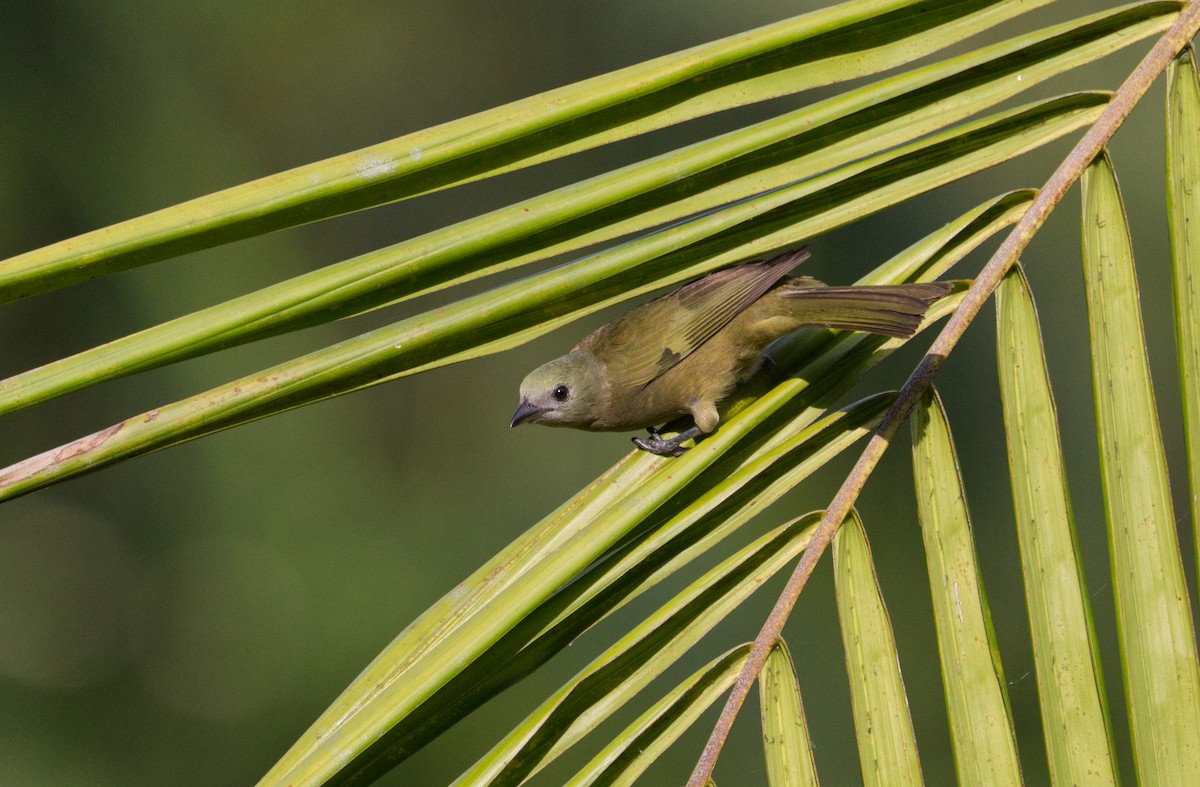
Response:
4,4,1200,786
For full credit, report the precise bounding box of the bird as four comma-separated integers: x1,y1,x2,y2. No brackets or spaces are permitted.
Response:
510,248,951,456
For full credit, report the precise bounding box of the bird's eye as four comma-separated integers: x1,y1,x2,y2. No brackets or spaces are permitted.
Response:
553,384,570,402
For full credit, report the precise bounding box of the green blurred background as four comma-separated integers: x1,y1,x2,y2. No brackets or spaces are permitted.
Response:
0,1,1194,784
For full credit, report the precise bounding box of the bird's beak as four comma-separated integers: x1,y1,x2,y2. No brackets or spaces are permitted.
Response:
510,399,545,428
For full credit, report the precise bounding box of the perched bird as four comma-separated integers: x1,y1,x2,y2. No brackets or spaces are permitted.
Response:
511,249,951,456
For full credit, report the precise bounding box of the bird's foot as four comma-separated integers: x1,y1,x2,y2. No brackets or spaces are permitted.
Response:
631,426,702,457
632,434,689,457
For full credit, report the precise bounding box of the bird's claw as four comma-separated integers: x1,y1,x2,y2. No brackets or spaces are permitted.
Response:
632,433,690,457
632,425,703,457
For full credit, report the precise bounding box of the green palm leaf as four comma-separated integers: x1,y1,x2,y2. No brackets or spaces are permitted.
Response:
0,0,1057,301
4,4,1200,786
759,639,818,787
1167,46,1200,585
0,92,1095,500
833,511,922,786
450,517,818,786
995,265,1118,784
911,389,1022,783
0,2,1171,416
1081,150,1200,783
567,645,754,787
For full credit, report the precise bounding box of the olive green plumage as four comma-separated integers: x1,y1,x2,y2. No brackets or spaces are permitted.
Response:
511,249,950,455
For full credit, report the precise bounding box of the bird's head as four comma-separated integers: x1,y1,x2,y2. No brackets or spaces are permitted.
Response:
510,352,603,429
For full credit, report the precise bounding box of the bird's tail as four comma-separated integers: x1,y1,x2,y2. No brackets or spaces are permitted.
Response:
780,281,953,338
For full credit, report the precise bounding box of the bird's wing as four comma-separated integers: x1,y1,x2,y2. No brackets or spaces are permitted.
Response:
584,249,809,389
